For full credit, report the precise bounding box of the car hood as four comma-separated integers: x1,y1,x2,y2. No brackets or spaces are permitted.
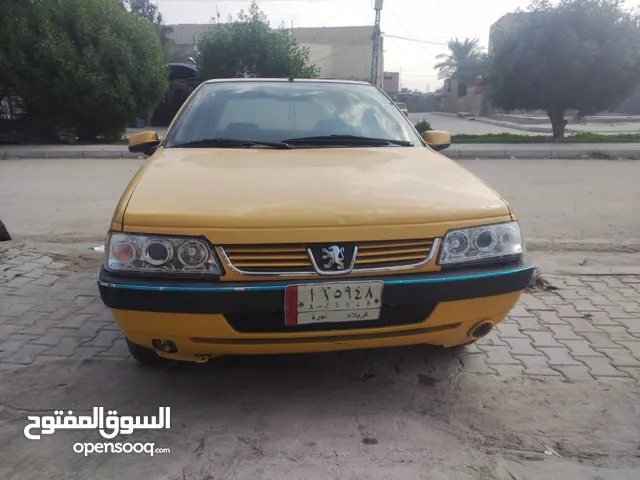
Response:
122,146,511,229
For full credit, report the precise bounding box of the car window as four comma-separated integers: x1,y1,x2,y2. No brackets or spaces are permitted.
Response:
166,81,423,147
216,98,325,133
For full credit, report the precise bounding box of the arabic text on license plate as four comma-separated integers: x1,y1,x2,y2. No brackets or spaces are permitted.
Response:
285,281,383,326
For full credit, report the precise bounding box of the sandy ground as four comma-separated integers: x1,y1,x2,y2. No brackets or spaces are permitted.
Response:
408,113,536,135
1,157,640,479
1,354,639,479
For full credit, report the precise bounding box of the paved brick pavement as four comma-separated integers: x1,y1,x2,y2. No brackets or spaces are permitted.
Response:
1,244,640,381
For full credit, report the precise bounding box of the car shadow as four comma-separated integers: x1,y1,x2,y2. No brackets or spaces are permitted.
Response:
0,344,463,414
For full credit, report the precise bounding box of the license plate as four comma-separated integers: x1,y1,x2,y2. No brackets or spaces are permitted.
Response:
285,281,383,326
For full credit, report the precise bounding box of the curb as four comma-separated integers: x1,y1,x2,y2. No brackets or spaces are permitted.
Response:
471,117,640,135
2,147,639,160
445,148,640,160
1,149,142,159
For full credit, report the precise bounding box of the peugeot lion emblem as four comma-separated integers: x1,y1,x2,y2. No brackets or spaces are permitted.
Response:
322,245,345,270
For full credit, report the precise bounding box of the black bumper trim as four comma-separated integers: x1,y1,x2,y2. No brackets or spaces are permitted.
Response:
98,261,535,314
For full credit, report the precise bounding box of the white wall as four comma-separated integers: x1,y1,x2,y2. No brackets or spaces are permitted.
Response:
293,26,381,84
301,42,382,83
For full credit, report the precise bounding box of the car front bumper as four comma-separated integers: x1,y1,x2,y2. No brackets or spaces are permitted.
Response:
98,261,534,361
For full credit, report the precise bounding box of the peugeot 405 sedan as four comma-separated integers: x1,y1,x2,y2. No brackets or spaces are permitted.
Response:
98,78,534,366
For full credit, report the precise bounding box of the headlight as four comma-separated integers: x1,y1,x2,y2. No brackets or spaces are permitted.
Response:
438,222,524,266
105,233,222,276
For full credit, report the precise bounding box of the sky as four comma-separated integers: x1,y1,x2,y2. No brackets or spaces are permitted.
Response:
154,0,640,91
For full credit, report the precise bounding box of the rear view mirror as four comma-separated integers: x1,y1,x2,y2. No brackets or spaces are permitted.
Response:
128,131,160,156
423,130,451,151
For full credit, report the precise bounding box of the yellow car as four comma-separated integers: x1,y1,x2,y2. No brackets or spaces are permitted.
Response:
99,78,533,366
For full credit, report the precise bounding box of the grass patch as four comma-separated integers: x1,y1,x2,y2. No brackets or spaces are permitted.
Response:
448,133,640,143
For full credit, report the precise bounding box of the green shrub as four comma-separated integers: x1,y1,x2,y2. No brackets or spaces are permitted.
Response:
197,1,318,80
414,120,432,135
1,0,169,141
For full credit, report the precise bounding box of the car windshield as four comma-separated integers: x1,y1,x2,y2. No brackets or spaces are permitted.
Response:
164,81,423,148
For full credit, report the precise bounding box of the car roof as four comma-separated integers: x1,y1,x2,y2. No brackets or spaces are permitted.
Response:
202,78,372,86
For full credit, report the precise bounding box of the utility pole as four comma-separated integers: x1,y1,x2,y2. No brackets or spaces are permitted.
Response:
370,0,383,86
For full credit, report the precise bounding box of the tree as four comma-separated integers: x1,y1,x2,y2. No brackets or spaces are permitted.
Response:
1,0,168,140
119,0,174,55
0,1,30,115
196,0,319,81
434,38,486,96
486,0,640,139
119,0,163,23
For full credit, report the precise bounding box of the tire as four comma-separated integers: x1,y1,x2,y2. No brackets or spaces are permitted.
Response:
126,338,174,367
0,219,11,242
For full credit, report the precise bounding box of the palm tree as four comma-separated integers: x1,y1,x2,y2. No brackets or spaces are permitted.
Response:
435,38,486,96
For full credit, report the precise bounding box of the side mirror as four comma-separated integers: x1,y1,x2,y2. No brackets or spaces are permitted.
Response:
128,131,160,155
423,130,451,151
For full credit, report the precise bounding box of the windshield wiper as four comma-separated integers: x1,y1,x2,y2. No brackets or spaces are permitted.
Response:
171,138,292,149
283,135,412,147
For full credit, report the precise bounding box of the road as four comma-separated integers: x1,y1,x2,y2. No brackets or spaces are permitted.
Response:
1,157,639,272
408,112,536,135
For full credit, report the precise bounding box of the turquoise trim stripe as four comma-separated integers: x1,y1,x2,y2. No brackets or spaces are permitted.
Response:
99,265,534,293
386,265,533,285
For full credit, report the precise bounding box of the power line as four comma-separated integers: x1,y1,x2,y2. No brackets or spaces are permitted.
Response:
384,0,446,66
309,39,369,63
316,11,337,27
386,35,435,62
383,34,447,47
401,73,440,77
385,3,424,40
386,36,433,63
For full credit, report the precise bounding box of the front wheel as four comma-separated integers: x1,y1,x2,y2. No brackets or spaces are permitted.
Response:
126,338,175,367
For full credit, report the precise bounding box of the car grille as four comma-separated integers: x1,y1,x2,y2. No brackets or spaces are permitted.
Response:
220,243,312,274
220,238,437,275
224,303,438,333
355,238,437,270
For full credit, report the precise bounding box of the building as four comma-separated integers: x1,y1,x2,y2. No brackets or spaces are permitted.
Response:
293,26,382,85
166,24,383,85
382,71,400,96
